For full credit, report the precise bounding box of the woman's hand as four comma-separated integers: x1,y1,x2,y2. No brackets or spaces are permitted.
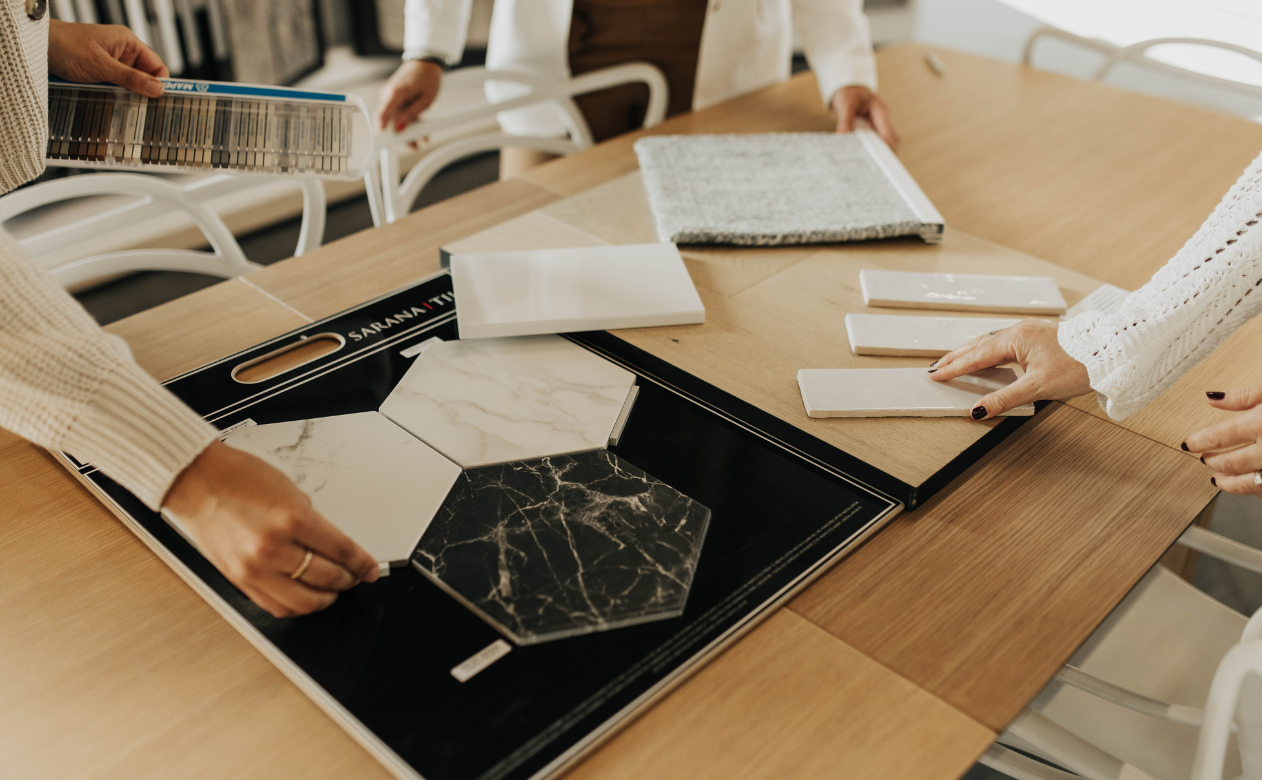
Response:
832,85,900,149
1183,384,1262,496
929,319,1094,420
376,59,443,132
48,20,167,98
162,441,380,618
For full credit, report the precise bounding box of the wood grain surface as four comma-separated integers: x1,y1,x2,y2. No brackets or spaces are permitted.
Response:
105,278,310,381
562,611,994,780
791,403,1218,730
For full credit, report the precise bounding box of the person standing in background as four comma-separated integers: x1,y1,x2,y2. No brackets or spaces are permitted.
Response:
376,0,900,178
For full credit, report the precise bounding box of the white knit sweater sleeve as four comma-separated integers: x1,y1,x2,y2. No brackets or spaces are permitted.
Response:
0,229,218,509
1058,151,1262,420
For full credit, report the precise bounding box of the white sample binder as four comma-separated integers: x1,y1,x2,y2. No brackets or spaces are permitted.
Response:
797,367,1035,418
844,313,1023,357
860,269,1068,315
449,243,706,340
220,412,463,567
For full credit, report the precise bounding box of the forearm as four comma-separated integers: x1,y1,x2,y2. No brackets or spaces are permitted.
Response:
0,230,216,509
1059,151,1262,420
791,0,878,105
402,0,473,65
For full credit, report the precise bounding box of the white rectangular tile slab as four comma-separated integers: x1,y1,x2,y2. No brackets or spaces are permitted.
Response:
796,367,1035,418
380,335,636,469
450,243,706,339
221,412,463,567
844,313,1023,357
860,269,1068,315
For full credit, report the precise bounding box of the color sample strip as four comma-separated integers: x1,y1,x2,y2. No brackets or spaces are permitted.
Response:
45,82,356,176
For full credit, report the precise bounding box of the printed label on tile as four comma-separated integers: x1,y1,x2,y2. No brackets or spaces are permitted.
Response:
400,336,443,359
451,639,512,682
218,418,257,440
1062,284,1129,320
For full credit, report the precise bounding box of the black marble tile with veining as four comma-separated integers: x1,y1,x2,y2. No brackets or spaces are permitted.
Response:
412,450,711,644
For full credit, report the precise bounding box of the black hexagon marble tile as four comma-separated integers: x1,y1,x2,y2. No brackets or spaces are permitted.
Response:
412,450,711,645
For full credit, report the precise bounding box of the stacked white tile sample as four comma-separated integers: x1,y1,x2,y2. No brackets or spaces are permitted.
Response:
860,269,1067,315
449,243,705,339
797,367,1034,418
380,335,637,468
222,412,463,566
844,313,1023,357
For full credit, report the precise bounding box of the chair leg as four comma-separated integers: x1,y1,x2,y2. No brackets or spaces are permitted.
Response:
1003,710,1157,780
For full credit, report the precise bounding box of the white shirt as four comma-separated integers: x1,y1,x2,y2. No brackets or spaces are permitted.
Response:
402,0,878,136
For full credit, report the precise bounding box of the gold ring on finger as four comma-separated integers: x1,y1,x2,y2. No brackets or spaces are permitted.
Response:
290,548,314,580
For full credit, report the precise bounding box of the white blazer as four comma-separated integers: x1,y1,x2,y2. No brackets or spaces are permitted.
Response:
402,0,877,136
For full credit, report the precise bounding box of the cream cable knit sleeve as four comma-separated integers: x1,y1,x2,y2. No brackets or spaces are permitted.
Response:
0,0,216,509
1059,151,1262,420
0,230,219,509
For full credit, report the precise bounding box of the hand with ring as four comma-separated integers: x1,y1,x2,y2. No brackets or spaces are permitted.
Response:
1182,383,1262,496
162,441,380,617
929,319,1094,419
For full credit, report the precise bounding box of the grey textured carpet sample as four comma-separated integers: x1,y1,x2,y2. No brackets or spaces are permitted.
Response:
634,132,930,246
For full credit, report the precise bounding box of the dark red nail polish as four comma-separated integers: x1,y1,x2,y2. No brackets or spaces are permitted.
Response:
1212,477,1217,486
1200,455,1206,464
1181,442,1189,451
971,406,986,420
929,361,938,368
928,369,937,373
1207,391,1226,400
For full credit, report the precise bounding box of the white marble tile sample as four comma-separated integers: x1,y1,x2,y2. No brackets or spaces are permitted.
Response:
797,367,1035,418
449,243,706,339
379,335,637,468
844,313,1022,357
223,412,462,566
860,269,1068,315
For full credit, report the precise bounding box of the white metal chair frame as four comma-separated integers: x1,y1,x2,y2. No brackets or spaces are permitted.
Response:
1022,27,1262,101
368,62,669,226
979,524,1262,780
0,173,327,289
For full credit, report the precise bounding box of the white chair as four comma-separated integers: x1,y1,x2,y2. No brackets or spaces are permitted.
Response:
978,515,1262,780
1022,27,1262,102
0,172,327,289
368,63,669,226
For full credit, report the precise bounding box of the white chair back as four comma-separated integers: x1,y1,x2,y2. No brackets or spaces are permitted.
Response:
369,62,668,225
0,173,326,289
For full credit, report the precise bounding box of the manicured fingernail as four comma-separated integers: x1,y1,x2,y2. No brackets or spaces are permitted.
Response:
929,361,938,368
971,406,986,420
1212,477,1217,486
1207,391,1226,400
928,369,937,373
1200,455,1206,464
1181,441,1189,451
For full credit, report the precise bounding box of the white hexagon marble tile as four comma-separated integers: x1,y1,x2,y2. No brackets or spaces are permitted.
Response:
221,412,463,567
380,335,636,469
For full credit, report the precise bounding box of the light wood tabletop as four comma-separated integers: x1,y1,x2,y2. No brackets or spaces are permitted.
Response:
0,42,1253,780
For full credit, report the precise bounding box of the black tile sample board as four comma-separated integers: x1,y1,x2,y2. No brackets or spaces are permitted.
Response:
59,272,906,780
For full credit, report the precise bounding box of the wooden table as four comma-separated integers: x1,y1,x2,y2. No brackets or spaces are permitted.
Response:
3,44,1259,779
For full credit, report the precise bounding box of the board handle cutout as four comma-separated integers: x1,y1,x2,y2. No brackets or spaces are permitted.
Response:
231,333,345,384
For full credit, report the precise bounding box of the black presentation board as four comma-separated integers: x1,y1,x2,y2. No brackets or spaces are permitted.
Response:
59,272,1019,780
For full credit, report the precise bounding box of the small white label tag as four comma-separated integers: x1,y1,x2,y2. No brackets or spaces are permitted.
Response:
451,639,512,683
1062,283,1129,320
218,418,257,440
400,336,442,359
